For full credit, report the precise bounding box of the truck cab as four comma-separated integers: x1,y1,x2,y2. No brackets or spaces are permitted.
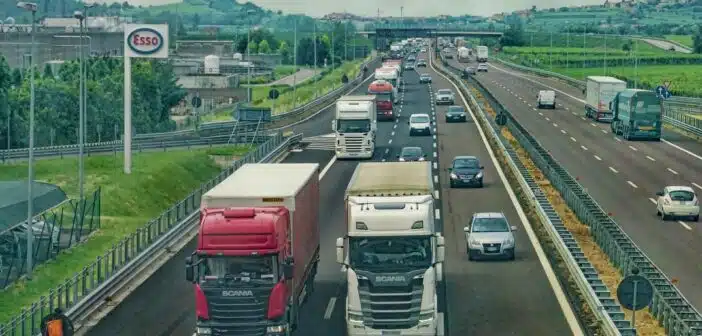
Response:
368,80,396,121
333,95,377,159
336,162,445,336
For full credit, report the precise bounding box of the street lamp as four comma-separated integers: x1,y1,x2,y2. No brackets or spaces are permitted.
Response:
73,10,85,201
17,0,37,278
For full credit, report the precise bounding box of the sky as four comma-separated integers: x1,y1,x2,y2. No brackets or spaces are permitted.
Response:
103,0,607,17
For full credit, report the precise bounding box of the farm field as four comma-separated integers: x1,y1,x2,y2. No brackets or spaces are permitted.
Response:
664,35,694,48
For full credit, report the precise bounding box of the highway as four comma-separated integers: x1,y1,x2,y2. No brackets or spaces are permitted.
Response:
83,54,580,336
446,55,702,311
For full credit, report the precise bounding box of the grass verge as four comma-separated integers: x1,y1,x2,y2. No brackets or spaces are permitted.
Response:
468,85,665,335
0,145,250,325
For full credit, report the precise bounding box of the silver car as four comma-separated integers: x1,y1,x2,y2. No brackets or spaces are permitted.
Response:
435,89,455,105
464,212,517,260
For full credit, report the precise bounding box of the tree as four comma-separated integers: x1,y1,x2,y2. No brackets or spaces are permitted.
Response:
694,25,702,53
43,63,53,78
278,41,291,64
500,21,525,47
247,40,258,54
258,39,271,54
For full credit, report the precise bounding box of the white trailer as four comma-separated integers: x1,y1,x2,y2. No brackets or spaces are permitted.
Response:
585,76,627,122
336,162,445,336
476,46,488,62
332,96,377,159
457,47,471,62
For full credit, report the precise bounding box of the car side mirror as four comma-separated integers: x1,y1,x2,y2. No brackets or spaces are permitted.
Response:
480,166,484,169
447,167,452,172
656,191,664,196
185,256,194,282
511,226,518,231
282,258,294,280
407,121,410,125
423,154,427,157
336,237,345,265
463,226,470,232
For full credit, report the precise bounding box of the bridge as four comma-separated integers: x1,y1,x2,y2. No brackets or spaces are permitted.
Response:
357,26,503,49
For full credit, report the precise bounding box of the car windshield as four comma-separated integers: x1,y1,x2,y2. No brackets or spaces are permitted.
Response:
472,217,509,233
401,147,422,157
669,190,695,202
337,119,371,133
411,115,430,123
421,74,430,78
438,90,452,95
448,106,465,113
453,158,480,169
349,236,432,270
200,255,277,285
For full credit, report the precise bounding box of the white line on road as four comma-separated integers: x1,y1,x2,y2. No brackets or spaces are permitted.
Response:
667,168,678,175
570,137,577,142
646,156,655,161
627,181,638,188
615,137,622,142
678,221,693,231
649,198,657,204
590,123,597,127
434,190,440,199
552,123,558,127
580,145,588,151
391,131,395,136
433,175,439,184
594,155,602,161
609,166,618,173
693,182,702,190
561,129,567,134
388,139,393,144
324,297,337,319
384,148,389,154
433,151,438,157
601,129,608,134
320,157,337,180
433,162,438,170
545,117,550,121
628,145,637,151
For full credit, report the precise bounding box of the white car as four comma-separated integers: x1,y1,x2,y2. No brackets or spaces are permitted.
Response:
477,63,488,72
435,89,455,105
656,186,699,221
408,113,432,136
537,90,556,109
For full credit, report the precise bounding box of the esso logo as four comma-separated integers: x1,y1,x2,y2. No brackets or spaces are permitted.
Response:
126,28,164,55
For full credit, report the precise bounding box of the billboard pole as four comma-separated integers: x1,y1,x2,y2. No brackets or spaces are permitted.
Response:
123,53,132,173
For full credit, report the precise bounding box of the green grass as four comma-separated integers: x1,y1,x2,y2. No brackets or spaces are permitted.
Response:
0,145,250,325
665,35,694,48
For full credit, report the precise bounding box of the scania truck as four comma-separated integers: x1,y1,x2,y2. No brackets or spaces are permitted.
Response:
457,47,471,63
333,95,378,159
336,162,445,336
610,89,662,141
476,45,488,62
186,163,320,336
368,80,396,121
585,76,627,122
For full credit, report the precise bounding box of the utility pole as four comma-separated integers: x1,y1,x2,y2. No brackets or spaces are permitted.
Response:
313,21,318,97
293,17,297,107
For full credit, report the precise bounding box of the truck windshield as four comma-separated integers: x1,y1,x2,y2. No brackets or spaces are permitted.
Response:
337,119,371,133
200,255,277,285
349,236,432,270
370,92,392,102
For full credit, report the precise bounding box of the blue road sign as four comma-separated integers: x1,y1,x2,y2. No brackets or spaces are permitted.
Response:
656,85,672,99
616,275,654,311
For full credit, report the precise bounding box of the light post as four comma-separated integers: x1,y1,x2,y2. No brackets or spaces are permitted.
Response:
313,20,318,97
82,3,95,145
246,9,255,91
292,17,297,107
17,0,37,278
73,10,85,200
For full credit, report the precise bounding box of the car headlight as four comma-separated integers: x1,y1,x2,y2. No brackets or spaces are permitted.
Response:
399,157,405,161
419,157,425,161
266,325,287,333
476,171,483,178
503,237,514,247
196,327,212,335
450,173,458,179
469,238,481,247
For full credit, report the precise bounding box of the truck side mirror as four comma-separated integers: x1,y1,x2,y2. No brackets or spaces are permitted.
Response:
185,256,194,282
282,261,294,280
511,226,518,231
336,237,345,264
655,191,664,196
436,235,445,263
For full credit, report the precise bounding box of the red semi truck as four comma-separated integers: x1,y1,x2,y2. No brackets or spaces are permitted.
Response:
185,163,320,336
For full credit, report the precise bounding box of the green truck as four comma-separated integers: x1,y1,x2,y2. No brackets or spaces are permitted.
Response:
610,89,662,141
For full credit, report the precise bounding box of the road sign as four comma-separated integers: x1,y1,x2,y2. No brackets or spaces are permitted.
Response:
191,96,202,108
268,88,280,100
495,113,507,126
341,74,349,84
655,85,672,100
616,275,654,311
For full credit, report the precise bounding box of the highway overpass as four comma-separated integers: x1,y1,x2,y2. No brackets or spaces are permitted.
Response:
358,27,503,49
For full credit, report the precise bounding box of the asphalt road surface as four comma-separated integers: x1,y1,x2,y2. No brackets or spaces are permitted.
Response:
426,54,580,335
450,56,702,311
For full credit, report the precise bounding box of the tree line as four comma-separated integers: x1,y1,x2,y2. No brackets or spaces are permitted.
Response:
0,56,185,149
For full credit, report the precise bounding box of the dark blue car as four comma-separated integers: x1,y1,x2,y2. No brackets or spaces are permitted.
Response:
448,156,484,188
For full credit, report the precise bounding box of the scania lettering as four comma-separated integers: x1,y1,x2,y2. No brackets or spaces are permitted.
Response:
186,163,321,336
585,76,627,122
368,80,396,121
336,162,445,336
610,89,662,141
333,95,377,159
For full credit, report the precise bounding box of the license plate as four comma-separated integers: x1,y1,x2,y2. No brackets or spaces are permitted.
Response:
638,126,653,130
462,179,472,182
487,247,497,252
382,331,401,335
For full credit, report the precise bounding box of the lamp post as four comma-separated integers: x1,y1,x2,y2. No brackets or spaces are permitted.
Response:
292,17,297,107
73,10,85,200
313,20,317,97
17,0,37,278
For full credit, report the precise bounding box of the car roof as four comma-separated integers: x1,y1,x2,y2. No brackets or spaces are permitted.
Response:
448,105,464,109
401,146,422,151
473,212,506,219
420,73,431,76
411,113,430,118
453,155,478,161
667,186,695,193
438,89,452,92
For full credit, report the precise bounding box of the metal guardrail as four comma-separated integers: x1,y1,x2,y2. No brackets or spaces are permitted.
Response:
434,54,631,336
490,57,702,137
438,55,702,336
0,57,378,160
0,132,301,336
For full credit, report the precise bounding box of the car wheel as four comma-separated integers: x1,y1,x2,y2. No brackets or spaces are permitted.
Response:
467,251,474,261
661,212,668,220
450,180,455,188
478,180,484,188
656,209,661,216
508,251,515,261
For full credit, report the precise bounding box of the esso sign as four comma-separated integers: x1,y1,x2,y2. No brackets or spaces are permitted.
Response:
126,28,164,55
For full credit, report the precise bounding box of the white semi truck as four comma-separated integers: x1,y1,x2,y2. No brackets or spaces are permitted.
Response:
457,47,471,62
585,76,627,122
333,95,377,159
476,46,489,62
336,162,445,336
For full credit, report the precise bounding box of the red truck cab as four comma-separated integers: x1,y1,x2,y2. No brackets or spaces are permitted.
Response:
368,80,395,121
186,163,320,336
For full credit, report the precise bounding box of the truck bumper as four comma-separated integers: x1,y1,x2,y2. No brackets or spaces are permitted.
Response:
336,149,374,159
347,318,439,336
194,322,289,336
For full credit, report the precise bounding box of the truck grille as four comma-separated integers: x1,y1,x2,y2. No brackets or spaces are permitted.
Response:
342,136,365,152
202,285,273,336
357,276,423,329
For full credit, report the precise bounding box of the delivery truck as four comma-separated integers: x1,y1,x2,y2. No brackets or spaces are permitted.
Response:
610,89,662,141
476,46,488,62
585,76,627,122
336,162,445,336
457,47,471,63
186,163,320,336
333,95,377,159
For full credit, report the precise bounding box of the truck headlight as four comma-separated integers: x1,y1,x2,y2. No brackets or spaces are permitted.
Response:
348,311,364,323
196,327,212,335
419,311,435,323
266,325,287,333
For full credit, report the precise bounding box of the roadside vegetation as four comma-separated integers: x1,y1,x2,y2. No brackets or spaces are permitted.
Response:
665,35,694,48
0,145,250,325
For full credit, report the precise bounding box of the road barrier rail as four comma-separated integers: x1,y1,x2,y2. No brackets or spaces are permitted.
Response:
0,56,379,160
436,55,702,336
490,57,702,137
0,132,302,336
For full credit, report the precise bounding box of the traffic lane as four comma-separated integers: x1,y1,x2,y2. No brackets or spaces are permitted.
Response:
430,63,576,335
85,149,337,336
487,61,586,100
473,71,702,309
485,59,702,170
480,67,702,194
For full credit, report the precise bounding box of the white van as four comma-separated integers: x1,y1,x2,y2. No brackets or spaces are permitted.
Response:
537,90,556,109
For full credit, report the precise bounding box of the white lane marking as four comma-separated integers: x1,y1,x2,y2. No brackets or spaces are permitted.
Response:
692,182,702,190
388,139,393,144
433,162,438,169
433,151,438,157
324,297,337,319
434,209,441,220
594,155,602,161
391,131,395,136
609,167,618,173
433,142,437,148
648,198,657,204
601,129,608,134
646,155,655,161
628,145,637,151
570,137,577,142
384,148,390,154
580,117,586,121
545,117,550,121
678,221,693,231
590,123,597,127
572,112,577,116
432,57,584,336
661,139,702,162
627,181,638,188
433,134,437,140
552,123,558,127
667,168,678,175
393,124,397,129
580,145,588,151
381,158,386,162
434,190,440,199
320,156,337,180
433,175,439,184
538,112,543,116
560,129,567,134
615,137,622,142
